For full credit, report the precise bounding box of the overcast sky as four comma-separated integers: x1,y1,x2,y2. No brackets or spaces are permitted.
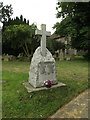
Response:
2,0,61,34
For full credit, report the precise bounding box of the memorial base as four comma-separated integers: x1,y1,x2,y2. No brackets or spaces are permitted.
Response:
23,82,66,93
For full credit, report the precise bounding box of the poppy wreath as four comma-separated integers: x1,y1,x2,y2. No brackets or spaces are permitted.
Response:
44,80,52,88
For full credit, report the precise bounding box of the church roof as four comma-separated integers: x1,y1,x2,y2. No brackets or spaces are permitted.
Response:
50,34,60,39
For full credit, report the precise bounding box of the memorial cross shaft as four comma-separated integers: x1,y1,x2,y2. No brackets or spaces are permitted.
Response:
35,24,51,56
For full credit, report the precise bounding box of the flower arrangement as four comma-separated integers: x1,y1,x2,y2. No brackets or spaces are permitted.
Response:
44,80,52,88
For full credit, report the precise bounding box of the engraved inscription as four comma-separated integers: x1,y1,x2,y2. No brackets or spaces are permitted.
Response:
39,63,54,75
40,64,45,74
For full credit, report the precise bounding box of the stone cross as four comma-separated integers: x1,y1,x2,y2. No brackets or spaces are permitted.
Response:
35,24,51,56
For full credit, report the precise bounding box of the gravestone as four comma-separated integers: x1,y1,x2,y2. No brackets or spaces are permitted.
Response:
66,49,71,60
59,49,64,61
70,49,75,60
3,54,9,61
74,49,77,56
29,24,58,88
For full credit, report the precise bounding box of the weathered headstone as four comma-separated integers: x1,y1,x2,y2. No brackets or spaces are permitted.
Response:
70,49,75,60
29,24,58,88
74,49,77,56
59,49,64,61
66,48,71,61
65,39,71,61
3,54,9,61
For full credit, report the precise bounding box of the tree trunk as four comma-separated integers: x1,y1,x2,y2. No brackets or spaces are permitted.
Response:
25,41,29,56
22,46,28,57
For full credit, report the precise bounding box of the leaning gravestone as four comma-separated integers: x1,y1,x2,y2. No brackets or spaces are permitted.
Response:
29,24,58,88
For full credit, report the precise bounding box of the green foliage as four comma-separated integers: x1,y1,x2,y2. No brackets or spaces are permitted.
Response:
53,16,78,41
1,3,38,57
53,39,65,51
54,2,89,51
0,2,13,23
2,24,39,57
5,15,29,27
3,24,31,48
46,37,54,54
46,37,65,54
83,52,90,60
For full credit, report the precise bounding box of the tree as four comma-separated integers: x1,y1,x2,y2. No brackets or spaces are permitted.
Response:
52,39,65,52
0,2,13,32
4,15,30,27
54,2,89,51
24,18,26,24
46,37,65,55
20,15,23,22
0,2,13,23
2,24,39,57
46,37,54,54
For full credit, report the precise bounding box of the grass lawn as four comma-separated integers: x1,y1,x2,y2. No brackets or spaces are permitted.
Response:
2,58,88,118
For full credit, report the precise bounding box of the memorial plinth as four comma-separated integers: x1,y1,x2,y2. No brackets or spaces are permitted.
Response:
29,24,58,88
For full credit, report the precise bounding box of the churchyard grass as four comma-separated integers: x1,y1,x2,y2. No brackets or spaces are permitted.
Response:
2,58,88,118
